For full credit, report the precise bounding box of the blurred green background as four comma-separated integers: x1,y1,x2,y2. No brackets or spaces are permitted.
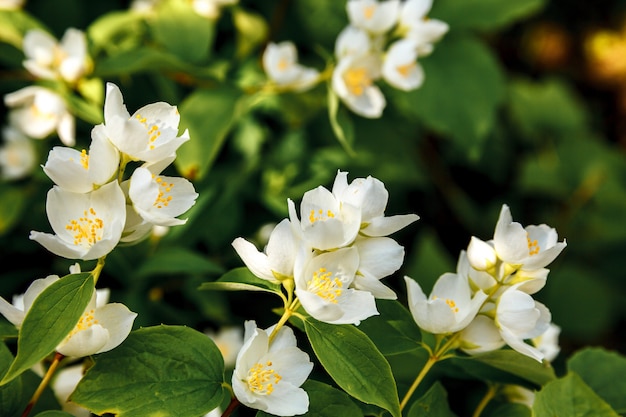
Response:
1,0,625,386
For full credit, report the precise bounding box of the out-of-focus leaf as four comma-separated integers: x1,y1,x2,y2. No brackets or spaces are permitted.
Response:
92,47,187,77
149,1,214,63
403,230,455,294
391,34,505,160
431,0,546,31
87,10,145,54
484,403,531,417
136,246,224,278
0,185,26,236
175,86,243,180
0,319,17,339
71,325,225,417
533,373,619,417
65,94,103,125
407,382,457,417
0,10,46,49
567,347,626,413
33,412,75,417
232,7,268,60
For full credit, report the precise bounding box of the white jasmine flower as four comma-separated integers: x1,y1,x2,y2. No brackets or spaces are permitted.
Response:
232,219,300,283
4,86,75,146
29,181,126,260
332,53,386,118
22,28,90,84
262,41,319,92
101,82,190,164
232,321,313,416
458,315,506,355
127,166,198,227
351,235,403,300
42,126,119,193
346,0,400,35
493,204,567,271
466,236,498,272
191,0,237,19
334,25,372,59
56,288,137,357
331,170,419,236
51,364,91,417
0,125,36,180
294,247,378,325
495,284,551,362
404,274,488,334
532,323,561,362
382,38,424,91
288,185,361,251
205,326,244,368
398,0,449,55
0,275,60,327
456,250,496,292
0,0,24,9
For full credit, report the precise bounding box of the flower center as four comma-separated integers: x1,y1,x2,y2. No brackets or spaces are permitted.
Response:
153,175,174,208
363,5,376,19
247,361,282,395
135,113,162,150
433,296,459,313
80,149,89,170
277,57,290,71
65,208,104,246
69,309,99,336
308,267,343,303
309,208,335,223
343,67,372,96
396,62,415,77
527,234,540,256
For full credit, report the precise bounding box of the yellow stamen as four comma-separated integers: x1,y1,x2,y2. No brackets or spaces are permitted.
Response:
65,208,104,246
363,5,376,19
308,267,343,303
527,234,540,256
246,362,282,395
309,208,335,223
152,175,175,209
343,67,371,96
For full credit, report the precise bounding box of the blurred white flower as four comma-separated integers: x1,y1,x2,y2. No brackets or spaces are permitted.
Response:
351,236,402,300
22,28,90,83
532,322,561,362
4,86,75,146
101,82,189,164
334,25,372,59
466,236,498,272
332,53,386,118
262,41,319,92
346,0,400,35
42,127,119,193
398,0,448,55
493,204,567,271
51,364,91,417
0,0,24,9
294,247,378,325
232,218,300,283
127,166,198,226
232,321,313,416
405,274,487,334
0,125,36,180
30,181,126,260
495,284,551,362
382,38,424,91
192,0,238,19
205,326,244,368
331,170,419,236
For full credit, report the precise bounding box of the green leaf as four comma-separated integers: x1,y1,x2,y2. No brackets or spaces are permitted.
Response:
136,246,225,278
232,7,269,60
451,350,556,388
392,34,505,160
304,318,401,417
0,319,18,339
431,0,545,31
87,10,145,54
0,343,23,417
358,300,421,355
567,347,626,413
92,47,186,77
175,86,243,180
0,9,46,49
149,1,214,63
484,403,531,417
33,412,75,417
71,325,225,417
407,382,457,417
327,83,356,157
533,373,620,417
199,267,282,295
0,185,26,236
1,273,94,385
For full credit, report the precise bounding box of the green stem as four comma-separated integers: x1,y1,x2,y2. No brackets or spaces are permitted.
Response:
472,383,498,417
268,299,301,344
399,333,460,411
20,352,65,417
91,256,106,286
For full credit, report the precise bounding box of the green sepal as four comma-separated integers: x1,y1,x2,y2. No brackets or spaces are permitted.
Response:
199,267,282,296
